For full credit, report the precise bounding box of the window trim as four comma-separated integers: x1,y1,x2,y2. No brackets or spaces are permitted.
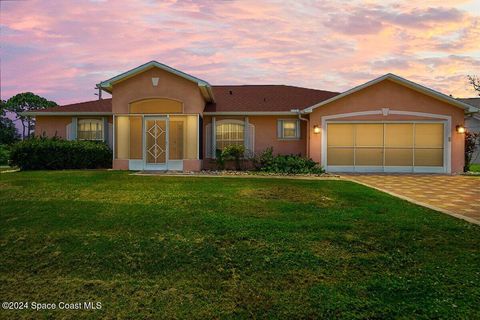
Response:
277,119,300,140
77,118,104,141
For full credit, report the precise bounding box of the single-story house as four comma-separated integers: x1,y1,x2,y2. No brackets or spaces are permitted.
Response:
459,98,480,164
26,61,479,173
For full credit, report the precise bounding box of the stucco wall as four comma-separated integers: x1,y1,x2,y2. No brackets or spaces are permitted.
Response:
35,116,72,138
308,79,465,173
203,115,307,157
111,67,205,115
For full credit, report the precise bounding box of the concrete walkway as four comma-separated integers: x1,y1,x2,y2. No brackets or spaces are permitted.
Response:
342,174,480,225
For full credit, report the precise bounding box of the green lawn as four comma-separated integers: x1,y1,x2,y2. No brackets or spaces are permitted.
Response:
470,164,480,172
1,171,479,319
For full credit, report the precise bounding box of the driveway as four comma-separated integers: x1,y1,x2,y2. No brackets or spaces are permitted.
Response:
342,174,480,225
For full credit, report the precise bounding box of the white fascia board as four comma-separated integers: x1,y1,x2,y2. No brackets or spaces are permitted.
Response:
303,73,479,114
21,112,113,116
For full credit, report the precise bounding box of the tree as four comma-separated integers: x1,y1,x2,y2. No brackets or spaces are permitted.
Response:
466,75,480,172
465,131,480,172
467,75,480,96
5,92,57,139
0,100,20,144
0,117,20,145
0,99,6,117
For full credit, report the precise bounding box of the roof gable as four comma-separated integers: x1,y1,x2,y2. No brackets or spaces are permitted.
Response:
98,61,214,102
304,73,479,114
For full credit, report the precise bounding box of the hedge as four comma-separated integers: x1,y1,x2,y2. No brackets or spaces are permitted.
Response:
10,137,112,170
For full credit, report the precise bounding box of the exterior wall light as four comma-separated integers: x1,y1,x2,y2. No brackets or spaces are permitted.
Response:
456,125,466,134
313,125,321,134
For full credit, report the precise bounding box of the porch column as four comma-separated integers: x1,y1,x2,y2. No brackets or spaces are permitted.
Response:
212,116,216,159
244,116,249,156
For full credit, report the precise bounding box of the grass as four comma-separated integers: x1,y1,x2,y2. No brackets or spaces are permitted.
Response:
469,164,480,172
0,171,479,319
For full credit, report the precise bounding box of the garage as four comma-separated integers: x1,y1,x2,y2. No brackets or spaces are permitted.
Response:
325,122,447,173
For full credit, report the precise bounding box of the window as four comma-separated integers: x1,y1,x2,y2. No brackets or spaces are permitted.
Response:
216,121,244,150
78,119,103,141
278,119,300,139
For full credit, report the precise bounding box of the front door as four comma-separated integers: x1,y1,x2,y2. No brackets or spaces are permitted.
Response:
144,117,168,169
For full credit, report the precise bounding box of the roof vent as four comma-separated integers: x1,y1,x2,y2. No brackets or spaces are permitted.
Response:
264,98,266,102
229,90,233,95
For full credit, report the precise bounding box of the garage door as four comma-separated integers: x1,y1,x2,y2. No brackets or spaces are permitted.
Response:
326,122,446,173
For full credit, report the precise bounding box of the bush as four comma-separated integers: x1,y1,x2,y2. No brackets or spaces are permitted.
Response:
10,137,112,170
465,131,480,172
257,147,324,174
0,144,10,166
221,145,245,170
215,145,246,170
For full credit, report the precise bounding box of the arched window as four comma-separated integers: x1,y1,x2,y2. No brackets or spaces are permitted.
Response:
77,119,103,141
216,120,244,150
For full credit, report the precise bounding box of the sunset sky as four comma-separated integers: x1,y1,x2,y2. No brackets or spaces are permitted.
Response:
1,0,480,106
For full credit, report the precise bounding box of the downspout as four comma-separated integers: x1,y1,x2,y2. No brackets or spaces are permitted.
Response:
291,109,310,158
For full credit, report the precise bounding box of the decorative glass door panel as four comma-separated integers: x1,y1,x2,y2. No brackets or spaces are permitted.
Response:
145,119,167,164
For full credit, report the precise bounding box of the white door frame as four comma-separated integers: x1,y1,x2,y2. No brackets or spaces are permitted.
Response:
321,109,452,173
143,116,169,171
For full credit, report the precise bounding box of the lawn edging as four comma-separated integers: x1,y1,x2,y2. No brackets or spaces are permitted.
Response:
130,170,341,180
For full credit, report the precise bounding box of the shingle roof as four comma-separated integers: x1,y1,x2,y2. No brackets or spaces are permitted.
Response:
33,86,340,114
206,85,339,112
458,97,480,108
35,98,112,113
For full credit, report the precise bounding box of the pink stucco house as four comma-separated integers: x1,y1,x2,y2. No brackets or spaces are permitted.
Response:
26,61,479,173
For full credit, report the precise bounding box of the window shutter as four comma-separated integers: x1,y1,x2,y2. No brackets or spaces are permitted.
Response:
66,123,73,140
277,120,283,139
103,117,109,143
249,124,255,155
70,117,78,140
205,123,212,158
108,123,113,149
296,119,301,139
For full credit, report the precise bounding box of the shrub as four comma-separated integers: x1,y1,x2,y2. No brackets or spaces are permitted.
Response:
215,148,226,170
221,144,245,170
257,147,324,174
0,144,10,166
214,145,246,170
10,137,112,170
465,131,480,172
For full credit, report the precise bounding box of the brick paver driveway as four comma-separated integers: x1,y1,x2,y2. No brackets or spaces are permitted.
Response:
342,174,480,225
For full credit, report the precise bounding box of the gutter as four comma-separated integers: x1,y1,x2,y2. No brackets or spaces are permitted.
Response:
291,109,310,158
203,111,296,116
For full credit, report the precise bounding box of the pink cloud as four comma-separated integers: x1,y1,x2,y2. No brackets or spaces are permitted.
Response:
1,0,479,106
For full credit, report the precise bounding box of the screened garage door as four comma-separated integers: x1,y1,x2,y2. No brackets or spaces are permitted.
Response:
326,122,446,173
